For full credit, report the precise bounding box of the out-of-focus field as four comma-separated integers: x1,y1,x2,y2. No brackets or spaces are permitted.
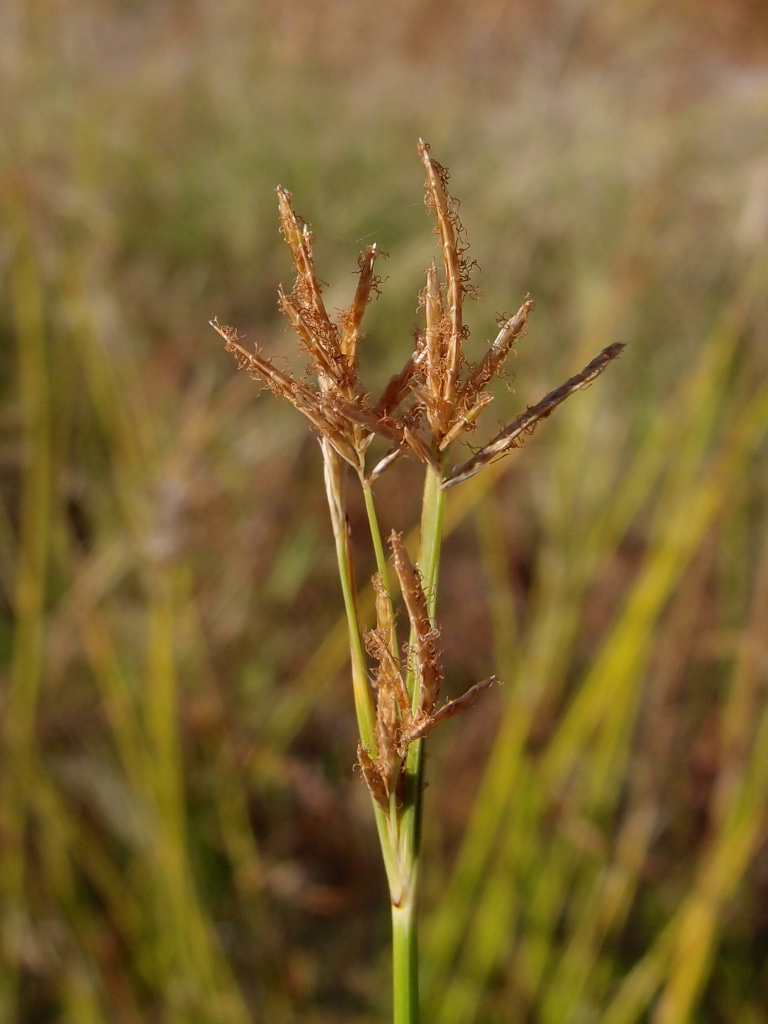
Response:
2,2,768,1021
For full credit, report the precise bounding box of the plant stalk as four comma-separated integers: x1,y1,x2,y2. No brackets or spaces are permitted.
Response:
392,893,419,1024
391,464,446,1024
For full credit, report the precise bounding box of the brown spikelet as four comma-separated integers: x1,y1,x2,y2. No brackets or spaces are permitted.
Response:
339,245,381,370
357,744,390,810
277,288,344,383
329,395,409,446
389,531,443,716
210,318,362,468
374,671,401,782
465,298,534,396
418,139,466,411
276,186,337,343
444,342,626,488
438,392,495,451
401,676,498,744
372,571,400,663
374,349,423,417
422,264,447,433
366,445,406,483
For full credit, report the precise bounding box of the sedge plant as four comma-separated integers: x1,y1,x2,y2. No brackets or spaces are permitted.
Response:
211,140,623,1024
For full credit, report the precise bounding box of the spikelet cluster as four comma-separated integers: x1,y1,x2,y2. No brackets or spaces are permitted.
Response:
357,533,495,808
213,141,621,487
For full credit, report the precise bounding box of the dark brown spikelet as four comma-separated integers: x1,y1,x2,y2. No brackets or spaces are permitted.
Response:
374,349,423,418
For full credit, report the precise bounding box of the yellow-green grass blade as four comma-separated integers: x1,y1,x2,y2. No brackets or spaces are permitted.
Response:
1,219,52,1020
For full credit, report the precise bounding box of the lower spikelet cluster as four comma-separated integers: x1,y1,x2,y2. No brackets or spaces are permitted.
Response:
357,533,496,809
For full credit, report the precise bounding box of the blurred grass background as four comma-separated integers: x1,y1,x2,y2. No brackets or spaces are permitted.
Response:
2,1,768,1021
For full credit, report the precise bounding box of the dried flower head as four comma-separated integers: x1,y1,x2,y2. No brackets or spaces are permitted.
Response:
214,139,623,490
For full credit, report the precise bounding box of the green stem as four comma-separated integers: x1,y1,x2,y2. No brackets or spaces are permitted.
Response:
324,449,401,897
343,461,447,1023
361,476,400,665
361,476,392,591
392,895,419,1024
322,442,375,748
392,464,446,1024
418,463,447,617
